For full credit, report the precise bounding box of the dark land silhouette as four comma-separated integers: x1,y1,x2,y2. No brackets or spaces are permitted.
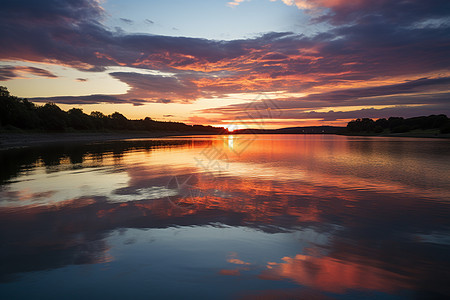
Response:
0,86,224,134
346,115,450,135
233,117,450,136
1,86,449,138
234,126,345,134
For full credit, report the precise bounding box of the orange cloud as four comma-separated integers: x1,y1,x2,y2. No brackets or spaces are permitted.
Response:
228,0,246,7
260,254,411,293
219,269,241,276
227,252,252,265
278,0,367,10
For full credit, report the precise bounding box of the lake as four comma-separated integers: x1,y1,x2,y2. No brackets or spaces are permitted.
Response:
1,134,449,299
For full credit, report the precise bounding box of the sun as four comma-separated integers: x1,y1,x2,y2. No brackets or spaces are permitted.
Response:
224,124,243,132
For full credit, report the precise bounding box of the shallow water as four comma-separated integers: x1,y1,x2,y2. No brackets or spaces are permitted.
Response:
1,134,449,299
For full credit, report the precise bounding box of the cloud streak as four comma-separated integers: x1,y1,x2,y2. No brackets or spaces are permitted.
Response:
0,66,58,81
119,18,133,25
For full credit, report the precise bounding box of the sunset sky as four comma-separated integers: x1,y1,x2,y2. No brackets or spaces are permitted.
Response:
1,0,449,129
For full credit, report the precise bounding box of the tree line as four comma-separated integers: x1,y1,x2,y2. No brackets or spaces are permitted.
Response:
0,86,224,133
346,115,450,134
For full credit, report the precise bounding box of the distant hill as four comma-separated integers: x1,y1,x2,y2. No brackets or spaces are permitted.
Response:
234,126,345,135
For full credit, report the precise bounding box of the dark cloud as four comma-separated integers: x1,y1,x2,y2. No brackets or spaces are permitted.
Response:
76,78,88,82
205,91,450,117
261,53,289,60
109,72,201,102
30,94,139,105
26,66,58,78
29,71,203,105
145,19,154,25
0,67,15,81
0,0,104,24
306,0,450,26
203,101,450,124
199,77,450,123
0,0,449,123
1,0,448,80
296,77,450,105
283,104,450,122
120,18,133,25
0,66,57,81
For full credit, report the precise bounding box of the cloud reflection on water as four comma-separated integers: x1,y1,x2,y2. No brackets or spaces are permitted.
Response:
0,135,449,297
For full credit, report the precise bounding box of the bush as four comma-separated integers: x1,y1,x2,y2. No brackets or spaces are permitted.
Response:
391,124,411,133
374,125,384,133
440,122,450,134
37,103,68,131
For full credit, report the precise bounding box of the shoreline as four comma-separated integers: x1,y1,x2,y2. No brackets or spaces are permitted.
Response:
337,132,450,139
1,131,449,150
0,131,218,150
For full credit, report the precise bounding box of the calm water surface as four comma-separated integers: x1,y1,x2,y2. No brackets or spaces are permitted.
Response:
1,134,449,299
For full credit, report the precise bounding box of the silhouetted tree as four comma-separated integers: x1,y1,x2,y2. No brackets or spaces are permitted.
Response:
68,108,93,130
440,121,450,134
391,124,411,133
346,118,375,132
0,86,225,134
375,118,388,129
0,87,39,128
0,86,10,97
90,111,107,130
388,117,404,131
346,115,449,134
109,112,128,130
37,103,68,131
